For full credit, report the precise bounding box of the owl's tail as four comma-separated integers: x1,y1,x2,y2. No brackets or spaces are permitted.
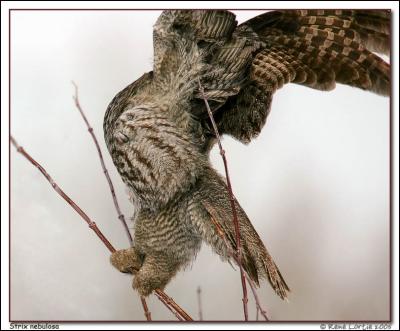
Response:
191,168,289,299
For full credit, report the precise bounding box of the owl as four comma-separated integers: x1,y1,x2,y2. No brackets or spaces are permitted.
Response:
103,10,390,299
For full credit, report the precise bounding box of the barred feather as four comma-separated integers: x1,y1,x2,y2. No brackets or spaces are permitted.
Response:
216,9,390,143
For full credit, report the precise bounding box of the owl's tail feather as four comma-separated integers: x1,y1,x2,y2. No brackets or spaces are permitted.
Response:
193,168,289,299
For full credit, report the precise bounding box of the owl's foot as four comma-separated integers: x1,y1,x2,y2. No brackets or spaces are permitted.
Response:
110,247,143,274
132,254,179,297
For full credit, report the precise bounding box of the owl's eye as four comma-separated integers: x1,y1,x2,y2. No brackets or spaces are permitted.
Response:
172,22,185,31
197,40,208,49
121,111,136,122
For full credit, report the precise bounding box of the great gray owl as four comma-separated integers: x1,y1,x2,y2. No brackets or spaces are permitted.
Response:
104,10,390,298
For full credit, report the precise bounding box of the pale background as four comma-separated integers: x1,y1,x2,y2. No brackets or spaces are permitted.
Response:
10,10,390,321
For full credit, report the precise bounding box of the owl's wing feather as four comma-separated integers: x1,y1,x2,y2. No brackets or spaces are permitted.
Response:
246,10,390,54
212,9,390,143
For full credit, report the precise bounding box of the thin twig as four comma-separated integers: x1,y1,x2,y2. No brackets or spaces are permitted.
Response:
209,212,270,320
155,290,184,321
10,136,193,322
197,80,249,321
219,227,270,321
71,82,148,317
71,83,194,321
10,136,115,252
197,286,203,321
222,229,269,319
140,296,152,321
71,81,133,246
245,273,269,321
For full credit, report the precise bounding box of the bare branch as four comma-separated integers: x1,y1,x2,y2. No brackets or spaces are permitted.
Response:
140,296,152,321
211,216,270,321
71,81,133,246
155,290,185,321
70,82,148,317
212,215,270,320
10,136,116,252
197,81,270,321
10,136,193,322
197,80,249,321
197,286,203,321
245,273,269,321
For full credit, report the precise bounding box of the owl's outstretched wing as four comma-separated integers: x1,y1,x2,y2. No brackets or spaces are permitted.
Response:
212,9,390,143
130,10,389,145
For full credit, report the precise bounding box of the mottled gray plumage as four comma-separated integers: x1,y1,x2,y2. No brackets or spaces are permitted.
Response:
104,10,390,298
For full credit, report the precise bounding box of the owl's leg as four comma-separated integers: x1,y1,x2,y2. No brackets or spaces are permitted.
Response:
132,252,180,296
110,247,143,274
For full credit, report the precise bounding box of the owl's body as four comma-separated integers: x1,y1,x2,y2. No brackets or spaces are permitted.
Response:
104,10,390,298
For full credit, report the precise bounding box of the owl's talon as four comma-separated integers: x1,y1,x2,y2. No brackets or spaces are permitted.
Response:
132,271,167,297
131,253,179,297
110,247,142,274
